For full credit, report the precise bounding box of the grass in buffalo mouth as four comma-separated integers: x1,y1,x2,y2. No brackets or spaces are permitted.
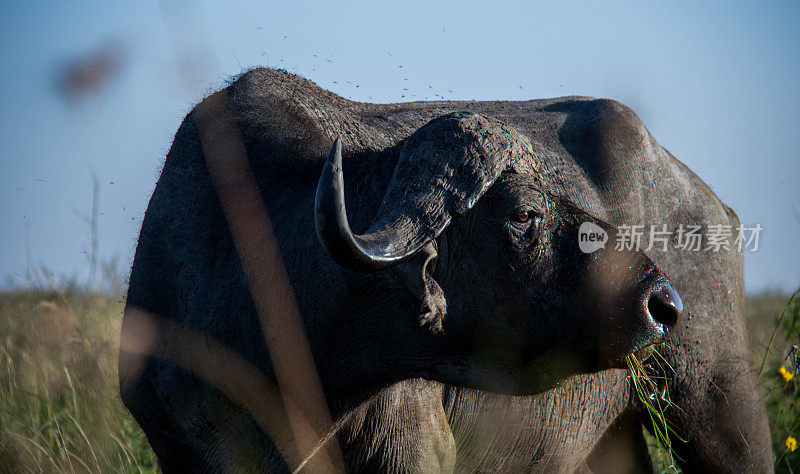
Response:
626,346,686,472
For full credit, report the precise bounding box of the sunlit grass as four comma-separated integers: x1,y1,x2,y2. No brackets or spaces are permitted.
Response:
626,347,686,473
0,290,158,473
755,290,800,473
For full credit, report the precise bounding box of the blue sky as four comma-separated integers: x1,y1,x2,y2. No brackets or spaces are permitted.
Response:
0,1,798,293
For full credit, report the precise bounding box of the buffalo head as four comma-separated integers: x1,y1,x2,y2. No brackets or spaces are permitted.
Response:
315,112,681,395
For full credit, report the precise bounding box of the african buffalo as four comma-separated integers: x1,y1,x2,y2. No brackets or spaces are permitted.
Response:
119,68,771,472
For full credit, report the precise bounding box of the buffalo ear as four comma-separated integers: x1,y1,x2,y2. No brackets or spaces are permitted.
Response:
391,241,446,334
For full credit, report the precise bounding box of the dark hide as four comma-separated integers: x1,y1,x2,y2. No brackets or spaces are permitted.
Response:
120,68,771,473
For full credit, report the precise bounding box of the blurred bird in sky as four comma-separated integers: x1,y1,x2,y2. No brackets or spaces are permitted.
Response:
56,40,124,101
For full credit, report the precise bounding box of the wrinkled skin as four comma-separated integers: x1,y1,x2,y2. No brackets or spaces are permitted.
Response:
120,68,771,472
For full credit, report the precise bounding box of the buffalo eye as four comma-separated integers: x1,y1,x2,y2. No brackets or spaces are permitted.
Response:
513,210,532,223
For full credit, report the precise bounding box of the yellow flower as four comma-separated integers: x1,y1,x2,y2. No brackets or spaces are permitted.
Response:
779,366,794,383
786,436,798,452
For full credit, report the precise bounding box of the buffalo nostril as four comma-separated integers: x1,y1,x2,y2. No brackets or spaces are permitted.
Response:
647,284,682,329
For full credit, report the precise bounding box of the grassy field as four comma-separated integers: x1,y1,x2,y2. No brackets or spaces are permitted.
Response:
0,290,157,473
0,288,797,473
750,290,800,473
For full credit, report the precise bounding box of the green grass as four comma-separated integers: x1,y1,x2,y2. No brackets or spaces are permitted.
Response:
753,290,800,473
0,290,158,473
627,348,686,473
